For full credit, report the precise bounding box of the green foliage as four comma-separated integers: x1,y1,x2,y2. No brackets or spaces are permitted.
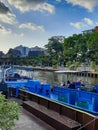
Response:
63,32,98,67
0,94,21,130
90,61,96,69
87,32,98,63
63,34,88,62
66,61,72,68
45,36,64,66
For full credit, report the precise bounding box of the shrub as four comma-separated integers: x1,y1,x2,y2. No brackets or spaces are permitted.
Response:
0,94,21,130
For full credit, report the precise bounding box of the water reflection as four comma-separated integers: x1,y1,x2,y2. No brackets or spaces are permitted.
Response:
19,70,98,87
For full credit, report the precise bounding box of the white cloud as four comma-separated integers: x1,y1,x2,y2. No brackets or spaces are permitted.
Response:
0,1,16,24
65,0,98,12
83,18,93,25
7,0,55,14
70,22,84,29
0,24,11,34
96,22,98,25
19,23,45,32
70,17,94,29
0,12,16,24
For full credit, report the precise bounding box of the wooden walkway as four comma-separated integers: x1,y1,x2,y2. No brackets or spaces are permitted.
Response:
9,98,55,130
13,108,55,130
10,97,81,130
23,100,81,130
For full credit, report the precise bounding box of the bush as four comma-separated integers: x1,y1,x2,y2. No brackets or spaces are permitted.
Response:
0,94,21,130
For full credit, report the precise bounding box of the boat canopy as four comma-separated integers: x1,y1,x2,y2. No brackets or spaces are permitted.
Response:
55,70,79,74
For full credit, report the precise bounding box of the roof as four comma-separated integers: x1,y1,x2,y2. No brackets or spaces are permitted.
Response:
55,70,79,73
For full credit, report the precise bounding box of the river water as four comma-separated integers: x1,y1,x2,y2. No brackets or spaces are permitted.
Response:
22,70,98,88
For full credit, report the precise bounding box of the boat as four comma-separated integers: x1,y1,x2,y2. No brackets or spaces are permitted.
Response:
0,65,98,130
0,65,98,115
0,65,32,98
0,67,98,115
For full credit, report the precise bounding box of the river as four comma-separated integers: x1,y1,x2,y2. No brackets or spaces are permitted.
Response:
21,70,98,88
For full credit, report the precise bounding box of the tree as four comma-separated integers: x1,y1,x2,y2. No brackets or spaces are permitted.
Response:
0,94,21,130
63,33,91,63
87,32,98,63
45,36,65,66
63,35,78,62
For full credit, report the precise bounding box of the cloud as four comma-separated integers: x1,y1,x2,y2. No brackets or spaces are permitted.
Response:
0,13,16,24
65,0,98,12
70,22,84,29
7,0,55,14
0,1,11,14
70,17,94,29
83,18,93,25
0,1,16,24
0,24,11,34
96,22,98,25
19,23,45,32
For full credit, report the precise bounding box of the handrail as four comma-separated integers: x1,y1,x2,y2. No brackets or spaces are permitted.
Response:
77,116,98,130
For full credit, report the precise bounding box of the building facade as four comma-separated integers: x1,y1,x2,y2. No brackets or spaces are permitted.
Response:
15,45,29,57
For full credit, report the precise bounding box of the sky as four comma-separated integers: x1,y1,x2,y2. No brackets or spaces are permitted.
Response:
0,0,98,53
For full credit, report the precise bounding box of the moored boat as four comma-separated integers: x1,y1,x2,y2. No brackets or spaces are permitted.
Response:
0,65,98,130
0,65,98,116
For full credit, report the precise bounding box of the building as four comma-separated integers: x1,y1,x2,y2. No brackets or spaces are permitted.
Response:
0,51,5,58
28,46,45,57
94,26,98,33
82,26,98,34
15,45,29,57
6,48,21,57
30,46,45,52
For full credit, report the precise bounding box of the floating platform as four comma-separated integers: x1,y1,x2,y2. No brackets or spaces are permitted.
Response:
17,89,98,130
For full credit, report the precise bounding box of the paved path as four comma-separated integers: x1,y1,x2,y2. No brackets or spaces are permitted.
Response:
13,108,55,130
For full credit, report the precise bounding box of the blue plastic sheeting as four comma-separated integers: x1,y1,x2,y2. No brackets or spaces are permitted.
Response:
92,94,98,112
7,81,28,88
76,100,89,109
7,81,28,97
40,84,51,97
78,91,92,102
26,80,51,97
74,82,81,89
53,86,60,95
6,79,98,115
52,86,98,114
69,89,77,105
53,87,69,103
53,86,69,95
93,85,98,92
26,80,40,93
